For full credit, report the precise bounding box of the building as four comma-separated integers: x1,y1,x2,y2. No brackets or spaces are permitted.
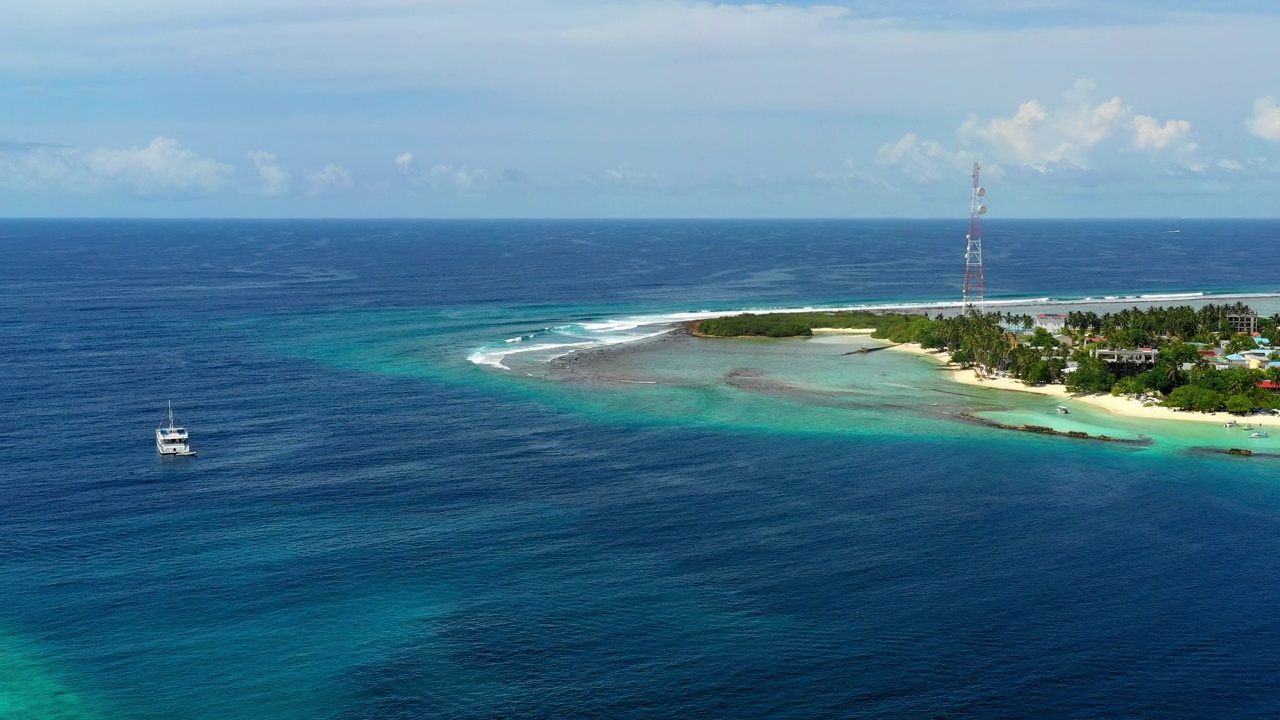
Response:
1035,313,1067,333
1227,313,1258,335
1094,348,1158,376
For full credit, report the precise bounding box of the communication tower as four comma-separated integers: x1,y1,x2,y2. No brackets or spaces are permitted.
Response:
962,162,988,309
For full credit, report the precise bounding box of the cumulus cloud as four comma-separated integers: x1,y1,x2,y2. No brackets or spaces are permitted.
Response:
0,143,86,191
875,133,969,182
0,137,232,195
1131,115,1191,150
246,150,290,195
956,82,1146,170
79,137,233,194
305,164,352,194
1248,97,1280,141
391,151,519,192
428,164,492,191
881,81,1202,181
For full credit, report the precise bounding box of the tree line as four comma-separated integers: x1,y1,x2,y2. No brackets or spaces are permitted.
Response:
697,304,1280,413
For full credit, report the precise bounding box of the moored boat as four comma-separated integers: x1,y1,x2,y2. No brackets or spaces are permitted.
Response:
156,402,196,456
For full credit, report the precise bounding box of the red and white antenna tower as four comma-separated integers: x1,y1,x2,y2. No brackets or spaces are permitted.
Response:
962,161,988,310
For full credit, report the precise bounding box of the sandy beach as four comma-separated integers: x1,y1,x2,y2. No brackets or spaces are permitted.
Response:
885,342,1247,426
810,327,878,335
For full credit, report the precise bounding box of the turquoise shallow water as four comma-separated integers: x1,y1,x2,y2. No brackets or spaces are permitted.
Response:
243,304,1270,457
7,219,1280,719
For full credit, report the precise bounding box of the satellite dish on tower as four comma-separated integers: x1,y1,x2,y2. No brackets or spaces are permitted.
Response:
978,205,987,215
976,186,986,197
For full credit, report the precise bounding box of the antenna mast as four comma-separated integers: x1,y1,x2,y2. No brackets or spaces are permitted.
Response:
962,162,987,310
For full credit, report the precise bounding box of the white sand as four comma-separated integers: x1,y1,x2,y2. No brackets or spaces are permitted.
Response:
810,328,877,334
884,342,1244,426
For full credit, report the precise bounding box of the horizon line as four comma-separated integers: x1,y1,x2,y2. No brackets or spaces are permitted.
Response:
1,216,1278,222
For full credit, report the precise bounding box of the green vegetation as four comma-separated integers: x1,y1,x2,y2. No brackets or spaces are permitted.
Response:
1065,357,1114,394
698,301,1280,414
696,311,929,339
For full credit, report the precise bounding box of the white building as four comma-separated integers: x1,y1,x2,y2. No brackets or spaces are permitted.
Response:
1035,313,1067,334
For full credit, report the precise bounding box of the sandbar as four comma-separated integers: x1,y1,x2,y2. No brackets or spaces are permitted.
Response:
810,328,878,335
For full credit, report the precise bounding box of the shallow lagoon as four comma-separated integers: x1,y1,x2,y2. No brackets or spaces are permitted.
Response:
479,326,1275,458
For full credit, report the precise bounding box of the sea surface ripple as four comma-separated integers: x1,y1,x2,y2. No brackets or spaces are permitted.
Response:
3,219,1280,719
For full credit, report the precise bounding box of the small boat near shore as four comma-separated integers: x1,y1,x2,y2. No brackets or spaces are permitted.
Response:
1055,405,1069,414
156,401,196,456
1251,432,1270,438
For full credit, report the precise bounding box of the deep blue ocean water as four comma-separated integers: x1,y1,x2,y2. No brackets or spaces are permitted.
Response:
4,219,1280,719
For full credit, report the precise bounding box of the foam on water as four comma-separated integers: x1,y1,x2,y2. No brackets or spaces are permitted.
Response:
468,323,673,370
467,289,1280,370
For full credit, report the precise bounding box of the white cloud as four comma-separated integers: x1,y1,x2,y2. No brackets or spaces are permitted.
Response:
0,144,84,191
1216,158,1243,171
4,1,1274,120
1131,115,1191,150
0,137,232,195
81,137,233,194
956,82,1136,171
881,82,1206,182
246,150,290,195
305,164,352,194
875,133,969,182
428,164,491,191
393,155,513,191
1247,97,1280,141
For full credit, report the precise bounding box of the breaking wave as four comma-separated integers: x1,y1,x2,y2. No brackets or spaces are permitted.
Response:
467,290,1280,370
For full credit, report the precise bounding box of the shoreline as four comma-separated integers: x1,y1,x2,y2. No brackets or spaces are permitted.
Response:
884,342,1246,426
687,320,881,340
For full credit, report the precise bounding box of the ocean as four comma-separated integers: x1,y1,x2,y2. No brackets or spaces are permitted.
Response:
4,219,1280,719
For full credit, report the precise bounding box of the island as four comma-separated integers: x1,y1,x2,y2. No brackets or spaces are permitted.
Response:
692,302,1280,420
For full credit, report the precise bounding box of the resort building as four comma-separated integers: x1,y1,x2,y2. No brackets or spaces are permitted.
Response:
1094,348,1158,376
1035,313,1068,334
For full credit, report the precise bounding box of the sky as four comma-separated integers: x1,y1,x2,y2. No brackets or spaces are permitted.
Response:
1,0,1279,218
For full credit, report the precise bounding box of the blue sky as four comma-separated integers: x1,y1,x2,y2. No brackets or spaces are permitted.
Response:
1,1,1278,217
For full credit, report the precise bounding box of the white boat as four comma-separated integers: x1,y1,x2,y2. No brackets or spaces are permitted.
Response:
156,402,196,456
1251,432,1270,439
1055,405,1069,414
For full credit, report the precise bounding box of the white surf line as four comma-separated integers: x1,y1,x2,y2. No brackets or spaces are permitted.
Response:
469,289,1280,369
645,290,1280,321
468,341,595,370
